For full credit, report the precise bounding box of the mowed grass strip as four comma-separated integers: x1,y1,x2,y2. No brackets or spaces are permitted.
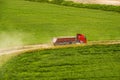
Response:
0,0,120,45
0,44,120,80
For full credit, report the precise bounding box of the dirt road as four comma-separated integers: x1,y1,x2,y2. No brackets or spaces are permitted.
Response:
0,40,120,56
67,0,120,5
0,44,52,56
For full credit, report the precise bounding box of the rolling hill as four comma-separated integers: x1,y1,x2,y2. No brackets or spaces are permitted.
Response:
0,0,120,80
0,0,120,48
0,44,120,80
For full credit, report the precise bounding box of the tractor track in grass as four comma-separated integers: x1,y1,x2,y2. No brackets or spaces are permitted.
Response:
0,40,120,56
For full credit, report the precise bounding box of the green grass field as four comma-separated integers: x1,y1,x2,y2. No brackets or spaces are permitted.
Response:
0,44,120,80
0,0,120,79
0,0,120,46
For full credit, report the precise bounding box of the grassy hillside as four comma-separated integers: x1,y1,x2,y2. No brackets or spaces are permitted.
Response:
28,0,120,13
0,0,120,47
0,44,120,80
0,1,120,79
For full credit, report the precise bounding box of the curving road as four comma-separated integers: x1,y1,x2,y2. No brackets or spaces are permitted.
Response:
0,44,52,56
0,40,120,56
67,0,120,5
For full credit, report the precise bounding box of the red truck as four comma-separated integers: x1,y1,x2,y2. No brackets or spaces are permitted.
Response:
53,34,87,45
